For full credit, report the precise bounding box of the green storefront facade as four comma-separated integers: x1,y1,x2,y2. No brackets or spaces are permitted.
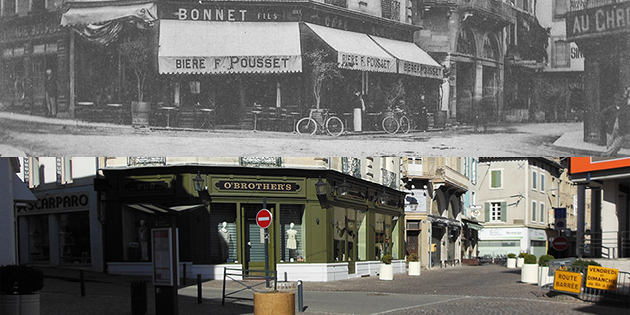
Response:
100,165,406,281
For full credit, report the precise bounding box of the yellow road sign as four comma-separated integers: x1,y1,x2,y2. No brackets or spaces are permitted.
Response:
554,270,582,294
586,266,618,291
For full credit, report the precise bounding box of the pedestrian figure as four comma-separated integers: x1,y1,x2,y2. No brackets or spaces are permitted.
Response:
417,95,428,132
45,69,58,117
604,87,630,156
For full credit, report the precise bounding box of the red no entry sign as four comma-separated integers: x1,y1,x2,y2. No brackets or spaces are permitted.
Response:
256,209,273,229
552,236,569,251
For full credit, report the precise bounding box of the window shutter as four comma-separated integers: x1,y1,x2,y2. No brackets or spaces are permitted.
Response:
500,201,508,222
484,202,490,222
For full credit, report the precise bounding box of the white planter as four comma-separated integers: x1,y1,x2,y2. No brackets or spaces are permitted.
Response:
408,261,421,276
379,263,394,280
0,294,40,315
521,264,539,284
507,258,517,269
516,257,525,267
538,266,553,287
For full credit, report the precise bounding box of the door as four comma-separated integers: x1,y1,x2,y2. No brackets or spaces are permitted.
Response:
406,230,419,256
243,205,268,274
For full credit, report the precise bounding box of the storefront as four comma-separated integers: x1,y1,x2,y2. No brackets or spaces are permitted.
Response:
15,180,103,271
60,0,443,129
0,11,69,116
566,1,630,145
100,165,406,281
478,227,548,258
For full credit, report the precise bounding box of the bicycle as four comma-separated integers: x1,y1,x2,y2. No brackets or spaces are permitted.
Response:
296,108,344,136
380,107,411,134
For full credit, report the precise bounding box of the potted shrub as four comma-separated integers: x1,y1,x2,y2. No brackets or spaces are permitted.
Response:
1,265,44,315
507,253,517,269
538,254,555,286
119,34,154,128
516,252,526,267
407,253,421,276
520,254,538,284
379,254,394,281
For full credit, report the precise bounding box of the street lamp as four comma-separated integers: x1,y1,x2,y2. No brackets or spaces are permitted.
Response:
376,189,389,206
193,171,204,192
315,176,328,196
335,179,351,197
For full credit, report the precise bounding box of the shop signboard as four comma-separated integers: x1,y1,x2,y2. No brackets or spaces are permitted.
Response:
19,191,90,214
586,266,618,291
566,1,630,40
569,157,630,174
554,270,582,294
159,3,294,22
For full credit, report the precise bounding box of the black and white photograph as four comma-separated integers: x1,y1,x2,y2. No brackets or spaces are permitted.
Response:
1,0,630,315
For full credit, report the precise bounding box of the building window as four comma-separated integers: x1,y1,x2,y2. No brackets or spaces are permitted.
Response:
381,0,401,21
281,205,305,262
342,157,362,178
552,40,570,68
540,203,545,224
490,202,502,221
482,35,499,61
532,201,537,222
239,157,281,168
2,0,17,16
128,157,167,167
56,157,73,185
457,28,476,56
532,170,538,190
382,168,397,189
553,0,568,19
472,159,478,185
490,170,502,188
540,174,546,192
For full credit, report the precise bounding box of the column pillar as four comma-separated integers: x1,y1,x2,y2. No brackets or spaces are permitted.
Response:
591,188,602,258
576,184,586,258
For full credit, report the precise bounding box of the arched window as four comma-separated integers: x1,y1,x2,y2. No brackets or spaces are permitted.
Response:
482,35,500,61
457,28,476,56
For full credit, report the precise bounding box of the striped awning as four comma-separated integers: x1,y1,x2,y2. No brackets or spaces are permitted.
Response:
158,20,302,74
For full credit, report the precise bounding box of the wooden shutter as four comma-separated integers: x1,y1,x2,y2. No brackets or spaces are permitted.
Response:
484,202,490,222
500,201,508,222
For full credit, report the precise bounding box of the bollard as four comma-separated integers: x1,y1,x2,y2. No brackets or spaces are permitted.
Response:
80,270,86,297
197,274,202,304
297,280,304,312
130,280,148,315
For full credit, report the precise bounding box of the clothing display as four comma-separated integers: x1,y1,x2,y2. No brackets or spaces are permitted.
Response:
286,228,298,250
219,222,230,261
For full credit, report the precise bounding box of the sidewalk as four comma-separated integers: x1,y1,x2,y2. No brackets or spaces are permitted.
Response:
552,127,630,156
36,265,628,315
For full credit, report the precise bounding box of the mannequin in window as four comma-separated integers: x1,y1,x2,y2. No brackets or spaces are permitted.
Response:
218,222,230,262
138,220,148,261
286,222,298,261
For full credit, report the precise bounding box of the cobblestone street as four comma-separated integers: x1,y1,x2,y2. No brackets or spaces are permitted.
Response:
37,264,628,315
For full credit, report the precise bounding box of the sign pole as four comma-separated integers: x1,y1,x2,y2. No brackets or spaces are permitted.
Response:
263,197,270,288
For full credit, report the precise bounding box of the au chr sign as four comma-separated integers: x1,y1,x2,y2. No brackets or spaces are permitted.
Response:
566,2,630,40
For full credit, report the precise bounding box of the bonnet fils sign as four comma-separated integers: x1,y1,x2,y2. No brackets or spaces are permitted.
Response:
566,2,630,40
586,266,618,291
554,270,582,294
217,181,298,192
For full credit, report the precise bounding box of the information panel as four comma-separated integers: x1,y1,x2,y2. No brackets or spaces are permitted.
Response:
554,270,582,294
586,266,618,291
152,228,174,286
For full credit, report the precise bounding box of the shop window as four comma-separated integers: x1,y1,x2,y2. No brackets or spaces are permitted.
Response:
28,216,49,262
490,169,502,188
1,56,26,101
373,213,392,260
211,203,238,263
59,212,91,264
356,210,367,261
280,205,304,262
122,206,152,262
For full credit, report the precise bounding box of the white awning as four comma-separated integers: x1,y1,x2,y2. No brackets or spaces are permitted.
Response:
158,20,302,74
60,1,157,26
304,23,396,73
12,174,36,203
126,204,204,214
369,35,444,79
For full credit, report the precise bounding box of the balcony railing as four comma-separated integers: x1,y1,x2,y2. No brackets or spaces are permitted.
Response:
457,0,516,22
569,0,630,11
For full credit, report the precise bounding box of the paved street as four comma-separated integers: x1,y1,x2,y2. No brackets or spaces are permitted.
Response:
36,264,628,315
0,111,608,157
